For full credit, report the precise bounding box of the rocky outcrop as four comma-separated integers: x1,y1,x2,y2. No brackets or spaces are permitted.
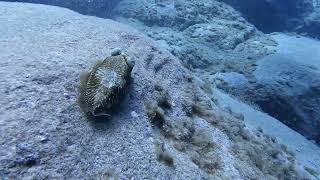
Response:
215,33,320,144
3,0,120,17
0,2,316,179
296,8,320,38
113,0,275,70
4,0,319,38
15,0,317,147
114,0,245,30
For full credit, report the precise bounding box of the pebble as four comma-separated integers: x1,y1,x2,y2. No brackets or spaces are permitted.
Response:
131,111,139,118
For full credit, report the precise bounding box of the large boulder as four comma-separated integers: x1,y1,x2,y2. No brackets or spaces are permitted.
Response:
296,8,320,38
113,0,275,70
3,0,120,17
2,0,276,70
4,0,319,38
215,33,320,144
114,0,245,30
0,2,316,179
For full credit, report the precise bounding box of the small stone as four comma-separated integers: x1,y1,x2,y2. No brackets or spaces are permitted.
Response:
131,111,139,118
111,48,122,56
38,135,49,143
296,148,301,152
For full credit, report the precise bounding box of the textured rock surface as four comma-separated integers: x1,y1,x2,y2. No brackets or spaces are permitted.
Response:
3,0,120,17
212,88,320,177
4,0,319,38
0,2,317,179
297,8,320,38
215,33,320,144
114,0,245,30
113,0,276,70
112,0,320,142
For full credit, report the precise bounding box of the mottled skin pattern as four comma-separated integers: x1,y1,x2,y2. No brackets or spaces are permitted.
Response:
78,54,133,117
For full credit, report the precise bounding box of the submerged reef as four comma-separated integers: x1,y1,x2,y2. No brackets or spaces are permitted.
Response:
1,2,320,179
78,53,133,118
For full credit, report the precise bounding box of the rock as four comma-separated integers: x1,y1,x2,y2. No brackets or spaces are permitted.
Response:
7,0,319,39
183,20,255,50
113,0,275,70
0,2,227,179
6,0,277,71
216,33,320,144
213,72,250,90
296,8,320,38
213,88,320,178
114,0,245,30
0,2,314,179
4,0,120,18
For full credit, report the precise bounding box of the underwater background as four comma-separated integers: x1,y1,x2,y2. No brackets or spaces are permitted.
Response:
0,0,320,179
